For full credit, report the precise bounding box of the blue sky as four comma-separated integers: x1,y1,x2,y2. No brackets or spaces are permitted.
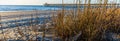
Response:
0,0,119,5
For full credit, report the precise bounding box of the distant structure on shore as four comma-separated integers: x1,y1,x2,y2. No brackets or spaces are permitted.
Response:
44,3,120,7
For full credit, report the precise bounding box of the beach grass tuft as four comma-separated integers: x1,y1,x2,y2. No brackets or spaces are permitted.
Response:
53,0,120,41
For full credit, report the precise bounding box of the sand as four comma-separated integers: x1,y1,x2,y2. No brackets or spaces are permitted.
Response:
0,10,57,21
0,10,57,16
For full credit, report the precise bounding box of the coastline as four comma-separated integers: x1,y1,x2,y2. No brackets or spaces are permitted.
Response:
0,10,57,22
0,10,57,16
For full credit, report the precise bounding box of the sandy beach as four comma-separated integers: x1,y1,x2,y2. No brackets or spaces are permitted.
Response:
0,10,56,40
0,10,57,16
0,10,57,22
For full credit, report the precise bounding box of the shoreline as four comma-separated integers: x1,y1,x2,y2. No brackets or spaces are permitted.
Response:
0,10,57,16
0,10,57,12
0,10,57,22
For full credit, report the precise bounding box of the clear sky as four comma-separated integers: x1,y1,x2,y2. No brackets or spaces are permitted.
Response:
0,0,73,5
0,0,119,5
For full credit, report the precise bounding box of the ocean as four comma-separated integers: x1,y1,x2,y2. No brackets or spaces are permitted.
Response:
1,5,118,11
0,5,74,11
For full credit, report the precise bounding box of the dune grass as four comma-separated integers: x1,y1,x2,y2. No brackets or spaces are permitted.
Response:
53,0,120,41
0,0,120,41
